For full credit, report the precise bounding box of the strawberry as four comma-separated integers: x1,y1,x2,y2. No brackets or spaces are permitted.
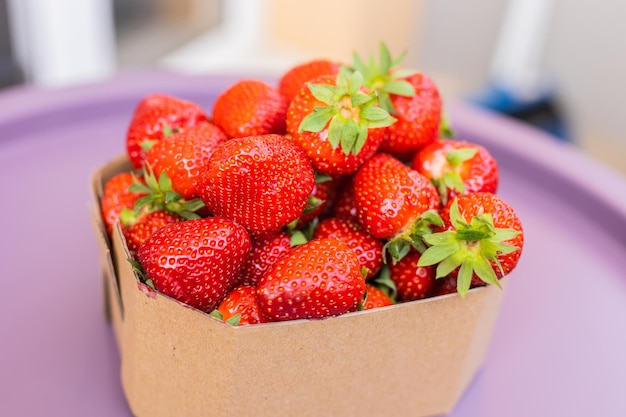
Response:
144,121,227,200
418,193,524,297
197,134,315,237
126,93,209,169
136,217,251,312
361,284,394,310
313,217,384,280
286,70,395,175
354,43,442,159
412,139,498,204
333,177,359,222
212,79,288,138
120,209,183,254
239,231,292,287
387,250,436,301
257,238,366,321
214,285,269,326
353,153,441,260
279,59,341,102
100,172,146,236
295,174,342,228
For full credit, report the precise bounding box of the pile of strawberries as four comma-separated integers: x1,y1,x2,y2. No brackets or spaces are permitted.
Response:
100,43,524,326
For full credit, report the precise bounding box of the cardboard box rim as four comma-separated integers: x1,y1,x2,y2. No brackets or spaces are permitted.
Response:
90,154,506,417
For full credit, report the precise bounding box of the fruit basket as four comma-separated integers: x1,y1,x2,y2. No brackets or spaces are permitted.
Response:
91,155,506,417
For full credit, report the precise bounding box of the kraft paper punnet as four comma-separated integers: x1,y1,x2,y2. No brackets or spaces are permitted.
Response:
89,155,506,417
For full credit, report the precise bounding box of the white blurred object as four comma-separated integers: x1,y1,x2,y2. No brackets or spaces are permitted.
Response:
159,0,307,76
488,0,555,101
7,0,116,88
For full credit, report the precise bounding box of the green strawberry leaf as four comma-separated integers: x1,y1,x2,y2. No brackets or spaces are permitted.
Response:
208,310,223,320
289,230,309,247
307,83,337,104
225,314,241,326
382,80,415,97
440,113,455,138
299,106,335,133
371,264,398,301
446,148,477,167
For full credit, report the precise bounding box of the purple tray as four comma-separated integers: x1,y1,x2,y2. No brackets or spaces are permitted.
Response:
1,70,625,416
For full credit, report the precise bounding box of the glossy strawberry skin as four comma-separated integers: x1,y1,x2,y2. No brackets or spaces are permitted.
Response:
239,231,292,287
412,139,498,202
286,75,385,176
101,173,146,236
380,73,442,159
279,59,341,102
388,250,436,301
442,192,524,283
126,93,209,169
333,177,359,222
212,79,288,138
353,153,441,239
144,122,227,199
216,285,269,326
136,217,251,312
257,238,366,321
122,210,183,254
362,284,394,310
197,134,315,237
314,218,384,280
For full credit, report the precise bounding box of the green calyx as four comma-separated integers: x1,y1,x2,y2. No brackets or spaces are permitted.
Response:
352,42,417,115
432,147,477,204
129,165,205,220
417,198,520,297
383,209,444,263
298,67,396,156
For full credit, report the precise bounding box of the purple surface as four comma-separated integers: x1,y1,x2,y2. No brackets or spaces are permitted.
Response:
0,70,625,417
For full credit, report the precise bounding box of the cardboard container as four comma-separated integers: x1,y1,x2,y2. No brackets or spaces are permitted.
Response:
90,155,506,417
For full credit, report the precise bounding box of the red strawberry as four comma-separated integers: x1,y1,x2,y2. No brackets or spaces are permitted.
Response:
314,218,384,280
362,284,394,310
257,238,366,321
418,193,524,297
388,250,436,301
215,285,269,326
100,172,146,236
126,93,209,169
354,43,442,159
353,153,441,260
279,59,341,102
197,134,315,237
136,217,251,312
333,177,358,222
144,121,227,199
412,139,498,204
212,79,288,138
286,70,395,175
295,175,342,228
239,231,292,287
120,209,183,254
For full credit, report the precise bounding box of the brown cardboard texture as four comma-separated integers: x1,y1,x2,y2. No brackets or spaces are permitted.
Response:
90,155,506,417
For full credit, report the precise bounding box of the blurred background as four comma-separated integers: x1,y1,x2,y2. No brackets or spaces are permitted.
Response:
1,0,624,175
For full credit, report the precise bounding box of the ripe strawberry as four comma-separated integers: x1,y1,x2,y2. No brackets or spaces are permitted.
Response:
239,231,292,287
136,217,252,312
212,79,288,138
418,193,524,297
333,177,358,222
314,217,384,280
100,172,146,236
144,121,227,200
197,134,315,237
279,59,341,102
354,43,442,159
353,153,441,260
295,175,342,228
412,139,498,204
286,70,395,175
126,93,209,169
257,238,366,321
215,285,269,326
120,209,183,254
387,250,436,301
362,284,394,310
